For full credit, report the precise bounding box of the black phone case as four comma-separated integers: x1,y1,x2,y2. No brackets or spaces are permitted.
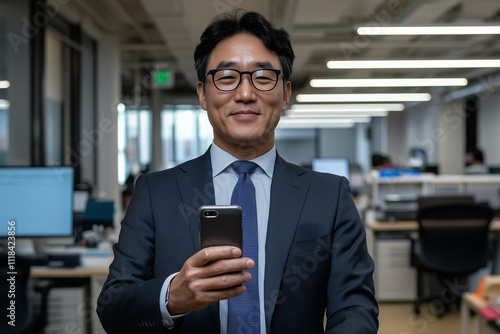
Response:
199,205,243,249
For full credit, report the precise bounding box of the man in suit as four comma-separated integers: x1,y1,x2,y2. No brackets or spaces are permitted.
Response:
97,11,378,333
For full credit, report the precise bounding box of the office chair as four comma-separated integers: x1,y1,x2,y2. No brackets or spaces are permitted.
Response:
411,203,494,316
417,194,474,210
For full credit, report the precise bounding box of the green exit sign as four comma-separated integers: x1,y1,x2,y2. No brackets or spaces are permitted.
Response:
154,70,174,88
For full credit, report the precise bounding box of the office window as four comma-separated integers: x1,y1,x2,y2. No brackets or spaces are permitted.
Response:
0,18,8,165
161,105,212,168
117,105,152,185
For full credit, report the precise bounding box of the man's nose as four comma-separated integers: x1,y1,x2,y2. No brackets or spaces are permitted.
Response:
235,74,257,101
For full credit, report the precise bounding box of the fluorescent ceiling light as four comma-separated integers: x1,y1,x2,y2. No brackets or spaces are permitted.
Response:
0,81,10,89
286,115,374,121
296,93,431,103
310,78,468,87
0,99,10,109
290,103,405,112
327,59,500,69
357,26,500,35
278,118,355,129
282,117,362,124
288,110,388,117
117,103,126,113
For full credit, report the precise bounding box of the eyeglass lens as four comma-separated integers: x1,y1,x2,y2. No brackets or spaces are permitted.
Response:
213,69,278,91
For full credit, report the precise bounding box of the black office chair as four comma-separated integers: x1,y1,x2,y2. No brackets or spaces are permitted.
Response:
411,203,494,316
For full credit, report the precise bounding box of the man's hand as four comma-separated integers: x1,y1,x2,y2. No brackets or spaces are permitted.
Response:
167,246,255,315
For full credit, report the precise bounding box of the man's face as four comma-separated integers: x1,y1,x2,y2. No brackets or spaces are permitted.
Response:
197,33,291,157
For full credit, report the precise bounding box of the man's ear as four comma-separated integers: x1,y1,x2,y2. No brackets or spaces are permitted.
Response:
197,81,207,110
281,81,292,113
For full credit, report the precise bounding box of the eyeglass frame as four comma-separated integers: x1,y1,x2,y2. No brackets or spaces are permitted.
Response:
203,68,284,92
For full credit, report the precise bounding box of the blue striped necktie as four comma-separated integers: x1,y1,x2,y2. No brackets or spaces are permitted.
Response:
228,160,260,333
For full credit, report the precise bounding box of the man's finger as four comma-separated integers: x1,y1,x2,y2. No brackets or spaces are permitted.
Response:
190,246,242,267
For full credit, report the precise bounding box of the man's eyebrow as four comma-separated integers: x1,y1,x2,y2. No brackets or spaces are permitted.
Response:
215,61,236,69
213,61,276,70
254,61,274,69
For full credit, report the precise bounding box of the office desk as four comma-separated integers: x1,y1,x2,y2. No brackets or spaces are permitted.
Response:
369,218,500,232
367,218,500,301
31,266,108,278
31,264,110,334
461,292,500,334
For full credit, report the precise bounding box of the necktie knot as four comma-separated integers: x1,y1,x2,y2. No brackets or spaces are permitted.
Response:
232,160,257,175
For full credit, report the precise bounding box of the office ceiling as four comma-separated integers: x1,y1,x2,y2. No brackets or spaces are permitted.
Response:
36,0,500,103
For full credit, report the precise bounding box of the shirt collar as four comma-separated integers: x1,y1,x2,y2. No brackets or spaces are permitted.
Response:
210,142,276,178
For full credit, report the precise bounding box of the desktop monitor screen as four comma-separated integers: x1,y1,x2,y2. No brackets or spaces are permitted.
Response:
312,158,350,180
0,166,74,237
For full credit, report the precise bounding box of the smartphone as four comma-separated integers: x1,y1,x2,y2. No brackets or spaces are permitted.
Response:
199,205,243,249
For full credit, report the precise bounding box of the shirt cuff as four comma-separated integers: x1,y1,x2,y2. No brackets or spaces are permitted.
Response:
160,272,190,328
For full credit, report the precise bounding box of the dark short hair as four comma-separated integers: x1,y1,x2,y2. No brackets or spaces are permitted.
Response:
372,154,388,168
194,11,295,82
470,148,484,162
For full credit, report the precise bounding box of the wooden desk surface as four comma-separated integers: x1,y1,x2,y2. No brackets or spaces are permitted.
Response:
462,292,489,310
369,218,500,232
31,266,109,278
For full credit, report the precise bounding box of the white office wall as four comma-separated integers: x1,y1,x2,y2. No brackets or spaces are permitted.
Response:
275,138,316,167
276,127,361,168
95,34,121,214
355,122,370,173
387,111,407,167
404,101,439,166
478,91,500,165
318,128,356,163
370,117,387,157
384,88,500,174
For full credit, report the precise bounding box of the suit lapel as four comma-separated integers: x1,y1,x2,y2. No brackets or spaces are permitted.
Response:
175,150,220,325
264,155,310,331
176,150,215,252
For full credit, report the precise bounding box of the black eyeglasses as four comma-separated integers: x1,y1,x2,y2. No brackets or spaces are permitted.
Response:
203,68,283,92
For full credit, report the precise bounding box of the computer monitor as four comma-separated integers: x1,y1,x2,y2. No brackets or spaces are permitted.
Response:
0,166,74,238
312,158,350,180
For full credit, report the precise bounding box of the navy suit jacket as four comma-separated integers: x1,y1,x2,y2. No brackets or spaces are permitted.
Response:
97,150,378,333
